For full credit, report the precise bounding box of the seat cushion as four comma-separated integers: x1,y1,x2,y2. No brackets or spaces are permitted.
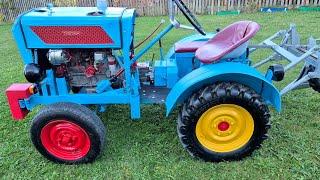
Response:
175,41,207,53
196,21,260,63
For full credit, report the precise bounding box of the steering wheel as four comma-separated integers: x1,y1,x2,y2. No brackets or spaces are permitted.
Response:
173,0,206,35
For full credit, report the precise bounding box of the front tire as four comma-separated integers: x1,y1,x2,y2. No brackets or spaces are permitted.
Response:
31,103,106,164
177,82,271,162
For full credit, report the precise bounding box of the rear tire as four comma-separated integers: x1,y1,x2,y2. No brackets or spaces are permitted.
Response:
30,102,106,164
302,66,320,93
309,78,320,93
177,82,271,162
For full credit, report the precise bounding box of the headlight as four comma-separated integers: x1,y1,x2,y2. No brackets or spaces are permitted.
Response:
24,63,45,83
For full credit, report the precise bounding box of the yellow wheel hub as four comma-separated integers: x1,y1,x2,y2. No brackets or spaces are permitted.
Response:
195,104,254,153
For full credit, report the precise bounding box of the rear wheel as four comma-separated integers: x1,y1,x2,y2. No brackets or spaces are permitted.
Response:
177,82,271,162
301,66,320,93
31,102,106,164
309,78,320,93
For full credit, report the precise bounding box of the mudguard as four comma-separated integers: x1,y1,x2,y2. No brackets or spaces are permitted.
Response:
166,62,281,116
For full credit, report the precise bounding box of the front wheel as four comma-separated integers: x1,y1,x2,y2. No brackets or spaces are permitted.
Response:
177,82,271,162
31,102,106,164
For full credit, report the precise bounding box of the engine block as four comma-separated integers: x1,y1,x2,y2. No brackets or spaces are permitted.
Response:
48,49,121,93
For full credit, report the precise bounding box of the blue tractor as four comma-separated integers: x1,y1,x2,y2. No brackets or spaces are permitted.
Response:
6,0,284,164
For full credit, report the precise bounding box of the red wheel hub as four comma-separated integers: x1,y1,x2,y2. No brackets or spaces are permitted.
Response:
40,120,91,160
218,121,230,131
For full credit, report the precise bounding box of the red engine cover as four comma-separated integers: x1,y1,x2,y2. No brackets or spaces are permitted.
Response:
31,26,114,44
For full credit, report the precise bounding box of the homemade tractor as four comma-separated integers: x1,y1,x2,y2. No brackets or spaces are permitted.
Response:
5,0,318,164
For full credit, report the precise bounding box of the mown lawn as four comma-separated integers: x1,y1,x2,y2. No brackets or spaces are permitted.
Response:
0,11,319,179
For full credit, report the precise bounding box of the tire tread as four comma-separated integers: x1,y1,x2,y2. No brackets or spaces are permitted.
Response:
177,82,271,162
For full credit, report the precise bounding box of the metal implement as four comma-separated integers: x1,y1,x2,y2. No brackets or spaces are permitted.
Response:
250,24,320,95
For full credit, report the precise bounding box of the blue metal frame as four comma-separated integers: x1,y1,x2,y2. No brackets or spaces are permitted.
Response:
13,7,178,120
131,24,174,64
14,7,145,119
12,6,282,120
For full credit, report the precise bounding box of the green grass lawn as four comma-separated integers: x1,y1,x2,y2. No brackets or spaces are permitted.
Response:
0,11,320,179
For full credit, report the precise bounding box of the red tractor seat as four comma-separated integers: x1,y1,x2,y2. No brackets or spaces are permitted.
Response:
175,41,207,53
195,21,260,63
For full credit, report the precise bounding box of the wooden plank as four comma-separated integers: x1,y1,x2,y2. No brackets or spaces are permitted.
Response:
266,0,270,7
210,0,214,14
257,0,261,9
161,0,164,16
245,0,248,8
297,0,301,6
204,0,208,14
212,0,215,12
196,0,200,14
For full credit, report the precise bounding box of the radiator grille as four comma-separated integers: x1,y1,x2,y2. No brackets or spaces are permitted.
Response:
31,26,114,44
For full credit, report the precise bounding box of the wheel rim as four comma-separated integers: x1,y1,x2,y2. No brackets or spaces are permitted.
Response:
40,120,91,160
195,104,254,153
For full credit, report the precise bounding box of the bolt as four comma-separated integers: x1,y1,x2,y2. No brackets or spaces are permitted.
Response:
72,136,77,141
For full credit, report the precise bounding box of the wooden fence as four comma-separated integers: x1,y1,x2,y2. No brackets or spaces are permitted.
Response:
1,0,320,22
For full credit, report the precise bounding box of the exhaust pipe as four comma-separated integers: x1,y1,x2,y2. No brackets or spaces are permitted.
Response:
97,0,108,13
